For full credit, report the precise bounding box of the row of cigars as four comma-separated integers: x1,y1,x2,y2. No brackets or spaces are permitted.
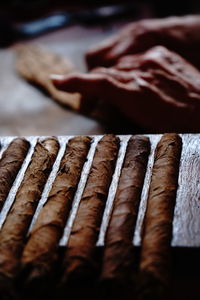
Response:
0,133,182,299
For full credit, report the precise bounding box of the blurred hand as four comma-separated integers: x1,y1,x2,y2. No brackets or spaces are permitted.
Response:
52,46,200,132
86,14,200,69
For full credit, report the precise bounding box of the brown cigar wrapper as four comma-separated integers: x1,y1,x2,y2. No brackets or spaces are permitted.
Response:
101,135,150,286
0,138,30,212
62,134,120,283
138,133,182,300
0,137,59,288
21,136,91,283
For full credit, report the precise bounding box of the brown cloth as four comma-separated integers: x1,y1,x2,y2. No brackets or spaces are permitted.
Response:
21,136,91,283
101,135,150,287
138,133,182,300
0,137,59,290
0,138,30,212
15,45,81,110
62,134,120,283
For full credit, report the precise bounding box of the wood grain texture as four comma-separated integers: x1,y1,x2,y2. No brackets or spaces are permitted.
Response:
0,134,199,249
137,133,182,300
133,134,200,248
172,134,200,247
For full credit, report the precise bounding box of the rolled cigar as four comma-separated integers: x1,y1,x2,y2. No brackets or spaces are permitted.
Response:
0,138,30,211
21,136,91,283
62,134,120,283
101,136,150,287
138,133,182,300
0,137,59,290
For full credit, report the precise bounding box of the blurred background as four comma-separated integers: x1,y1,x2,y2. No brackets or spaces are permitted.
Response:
1,0,200,53
0,0,200,136
0,0,199,24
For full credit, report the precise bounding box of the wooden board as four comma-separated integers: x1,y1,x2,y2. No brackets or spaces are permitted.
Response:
0,134,199,248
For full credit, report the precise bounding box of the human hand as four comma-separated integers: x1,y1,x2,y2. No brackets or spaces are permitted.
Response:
52,46,200,132
86,14,200,69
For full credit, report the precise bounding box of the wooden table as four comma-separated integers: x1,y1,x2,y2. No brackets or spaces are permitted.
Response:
0,21,128,136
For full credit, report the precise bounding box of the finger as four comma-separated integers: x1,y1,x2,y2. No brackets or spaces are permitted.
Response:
86,35,119,69
85,22,146,69
92,67,134,83
50,73,111,98
107,38,136,60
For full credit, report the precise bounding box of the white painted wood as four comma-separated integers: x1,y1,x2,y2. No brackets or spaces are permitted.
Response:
0,134,199,248
172,134,200,247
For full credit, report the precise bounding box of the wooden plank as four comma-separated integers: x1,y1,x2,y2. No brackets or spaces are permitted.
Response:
0,134,199,248
172,134,200,247
133,134,200,248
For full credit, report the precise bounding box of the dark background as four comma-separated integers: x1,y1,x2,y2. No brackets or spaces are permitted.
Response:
0,0,200,20
0,0,200,47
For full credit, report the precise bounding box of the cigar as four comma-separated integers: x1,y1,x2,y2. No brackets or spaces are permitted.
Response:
21,136,91,284
0,137,59,291
138,133,182,300
0,138,30,211
62,134,120,284
101,136,150,291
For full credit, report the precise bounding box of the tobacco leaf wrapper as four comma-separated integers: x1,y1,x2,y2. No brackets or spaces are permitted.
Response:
0,137,59,289
21,136,91,283
138,133,182,299
101,135,150,286
62,134,120,283
15,44,81,110
0,138,30,211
